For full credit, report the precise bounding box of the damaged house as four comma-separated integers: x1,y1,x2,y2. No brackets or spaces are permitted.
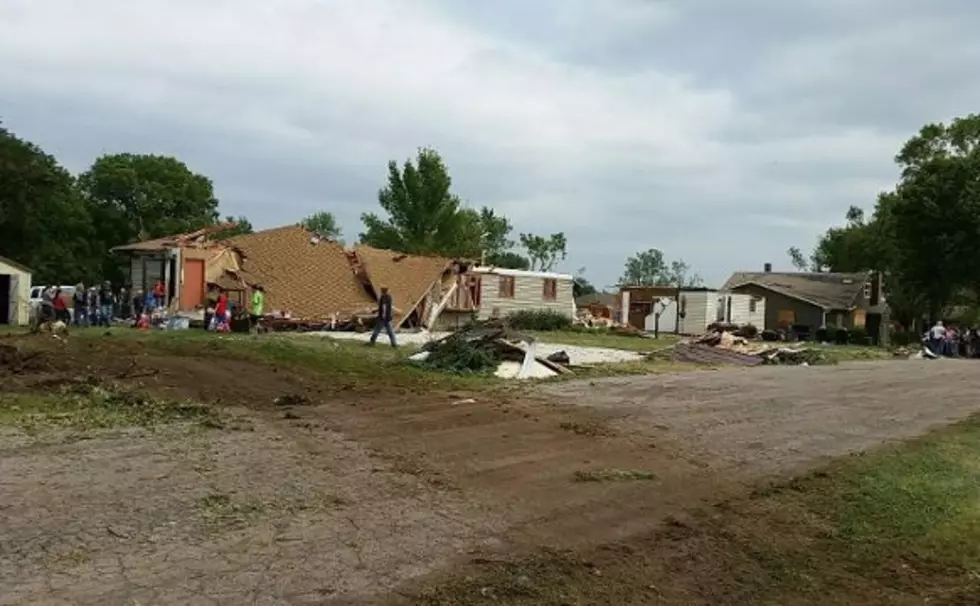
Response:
111,224,573,330
722,263,886,341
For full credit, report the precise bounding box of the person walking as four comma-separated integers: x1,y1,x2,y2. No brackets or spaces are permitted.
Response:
368,286,397,347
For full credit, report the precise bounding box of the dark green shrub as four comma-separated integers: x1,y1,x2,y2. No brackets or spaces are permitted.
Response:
834,328,849,345
848,327,869,344
815,327,829,342
891,331,916,347
735,324,758,338
422,339,501,374
506,310,573,331
761,329,779,342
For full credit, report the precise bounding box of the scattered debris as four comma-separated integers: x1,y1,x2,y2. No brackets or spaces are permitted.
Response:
274,394,314,407
414,321,573,379
670,330,833,366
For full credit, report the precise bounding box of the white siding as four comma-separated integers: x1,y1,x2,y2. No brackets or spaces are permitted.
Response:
0,258,32,326
476,274,574,320
677,291,714,334
714,293,766,327
645,298,677,332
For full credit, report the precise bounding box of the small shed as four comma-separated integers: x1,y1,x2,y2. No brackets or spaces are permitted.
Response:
0,255,33,326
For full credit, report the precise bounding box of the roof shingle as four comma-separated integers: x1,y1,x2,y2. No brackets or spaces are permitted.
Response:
223,225,374,320
353,245,454,325
721,271,870,310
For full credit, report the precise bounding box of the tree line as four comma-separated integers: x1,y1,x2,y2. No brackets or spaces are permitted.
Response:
786,113,980,327
0,123,570,286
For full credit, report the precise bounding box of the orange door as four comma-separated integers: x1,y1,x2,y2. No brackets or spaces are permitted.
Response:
180,259,205,309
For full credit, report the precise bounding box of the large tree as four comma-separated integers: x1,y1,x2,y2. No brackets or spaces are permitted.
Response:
809,113,980,324
360,148,477,257
301,211,342,239
0,123,97,283
78,153,220,250
619,248,702,287
519,232,567,272
213,215,253,239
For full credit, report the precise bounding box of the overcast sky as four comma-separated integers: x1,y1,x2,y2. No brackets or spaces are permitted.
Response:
2,1,978,288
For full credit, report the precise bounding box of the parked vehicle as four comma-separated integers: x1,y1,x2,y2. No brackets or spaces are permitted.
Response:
29,285,76,323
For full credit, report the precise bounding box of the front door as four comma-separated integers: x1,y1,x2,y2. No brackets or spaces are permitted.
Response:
180,259,205,309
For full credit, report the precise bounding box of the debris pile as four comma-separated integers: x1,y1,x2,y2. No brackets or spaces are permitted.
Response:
411,321,573,379
672,330,830,366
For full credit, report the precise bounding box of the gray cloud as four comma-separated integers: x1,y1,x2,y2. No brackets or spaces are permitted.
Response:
1,0,979,288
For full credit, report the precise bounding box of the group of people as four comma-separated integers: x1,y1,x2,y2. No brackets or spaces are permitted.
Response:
925,321,980,357
202,284,266,333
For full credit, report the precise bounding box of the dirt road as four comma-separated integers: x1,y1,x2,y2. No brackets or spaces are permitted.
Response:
4,336,978,605
542,359,980,476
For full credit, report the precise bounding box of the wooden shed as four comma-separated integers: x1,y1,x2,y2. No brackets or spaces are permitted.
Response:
0,255,33,326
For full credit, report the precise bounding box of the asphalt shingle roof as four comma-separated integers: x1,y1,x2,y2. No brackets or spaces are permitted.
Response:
722,271,870,310
223,226,374,320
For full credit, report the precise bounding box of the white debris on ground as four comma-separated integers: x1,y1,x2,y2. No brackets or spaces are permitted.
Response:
303,330,645,366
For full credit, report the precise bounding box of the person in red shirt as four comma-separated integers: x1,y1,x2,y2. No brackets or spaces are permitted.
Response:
213,289,229,332
51,288,68,323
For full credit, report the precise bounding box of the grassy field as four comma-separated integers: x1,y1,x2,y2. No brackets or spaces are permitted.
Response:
417,416,980,604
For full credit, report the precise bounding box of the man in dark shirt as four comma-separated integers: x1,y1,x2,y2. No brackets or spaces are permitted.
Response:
368,286,397,347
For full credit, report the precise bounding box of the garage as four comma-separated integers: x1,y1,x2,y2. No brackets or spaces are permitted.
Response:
0,255,33,326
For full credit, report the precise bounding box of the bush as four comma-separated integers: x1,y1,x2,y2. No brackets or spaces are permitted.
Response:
761,329,779,342
815,327,829,342
848,326,869,345
834,328,849,345
734,324,758,338
891,330,917,347
506,310,573,331
422,339,501,374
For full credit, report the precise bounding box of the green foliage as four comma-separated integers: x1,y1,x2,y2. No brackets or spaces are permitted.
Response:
213,215,253,239
848,326,869,344
300,211,342,239
519,232,567,271
485,251,530,270
0,123,99,284
360,148,475,257
506,309,573,331
572,268,597,298
809,114,980,323
421,339,501,374
786,246,809,271
619,248,702,286
78,152,220,246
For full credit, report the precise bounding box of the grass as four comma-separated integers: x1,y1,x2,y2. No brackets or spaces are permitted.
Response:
0,381,224,434
416,417,980,605
62,327,497,391
528,329,680,352
815,343,894,363
573,468,657,482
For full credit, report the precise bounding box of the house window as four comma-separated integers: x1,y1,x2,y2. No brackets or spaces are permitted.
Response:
749,298,757,313
543,278,558,301
863,281,872,300
498,276,515,298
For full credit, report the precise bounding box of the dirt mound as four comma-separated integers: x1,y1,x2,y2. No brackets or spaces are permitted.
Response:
0,343,52,374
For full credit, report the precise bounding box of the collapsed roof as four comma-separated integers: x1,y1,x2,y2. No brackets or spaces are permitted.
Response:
222,225,375,321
